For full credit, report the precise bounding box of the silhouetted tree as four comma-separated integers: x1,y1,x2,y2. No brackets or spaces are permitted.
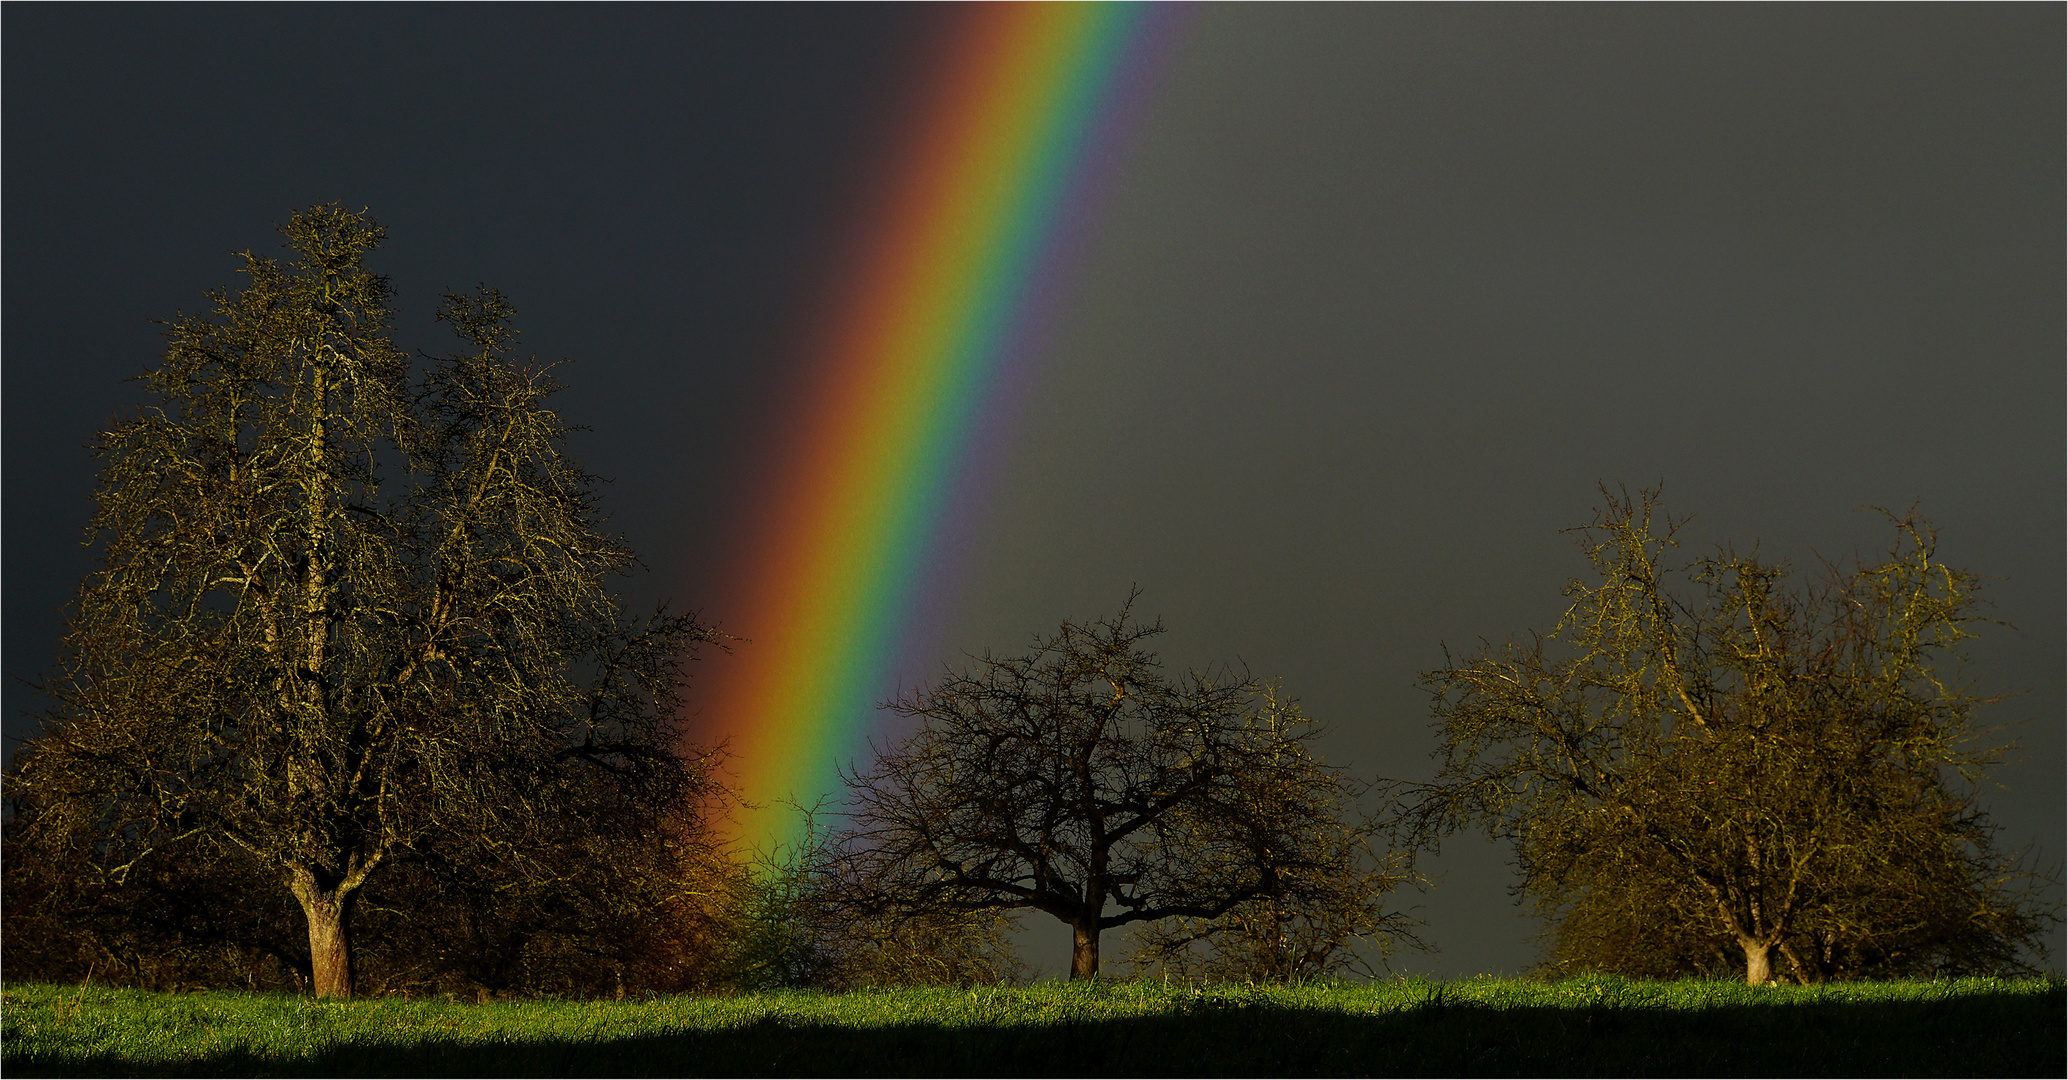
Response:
825,596,1417,980
1407,487,2055,984
5,205,718,998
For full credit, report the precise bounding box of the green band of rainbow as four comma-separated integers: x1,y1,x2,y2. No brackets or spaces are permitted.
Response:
693,3,1179,851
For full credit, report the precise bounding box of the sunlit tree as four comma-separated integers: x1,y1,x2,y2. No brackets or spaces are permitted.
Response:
6,206,717,997
1409,487,2054,983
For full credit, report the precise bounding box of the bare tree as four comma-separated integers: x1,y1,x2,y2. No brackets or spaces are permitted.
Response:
825,596,1417,980
6,206,717,998
1408,486,2055,984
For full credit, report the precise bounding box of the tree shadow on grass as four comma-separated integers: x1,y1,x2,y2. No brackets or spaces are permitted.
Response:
10,990,2063,1078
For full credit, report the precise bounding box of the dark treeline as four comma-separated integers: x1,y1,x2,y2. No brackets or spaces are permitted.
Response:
2,209,2053,999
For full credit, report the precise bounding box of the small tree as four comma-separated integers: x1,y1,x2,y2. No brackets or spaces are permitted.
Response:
1410,486,2055,984
6,206,716,997
826,596,1416,980
1125,806,1421,982
726,872,1021,991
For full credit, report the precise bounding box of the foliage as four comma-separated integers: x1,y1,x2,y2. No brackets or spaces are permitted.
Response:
723,816,1021,992
1407,486,2056,984
4,977,2062,1077
2,808,740,1000
3,206,721,998
824,594,1417,980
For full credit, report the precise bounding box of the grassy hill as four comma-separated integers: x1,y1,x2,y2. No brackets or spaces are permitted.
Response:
4,976,2060,1077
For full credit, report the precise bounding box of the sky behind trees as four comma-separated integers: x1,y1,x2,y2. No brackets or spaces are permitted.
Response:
6,5,2060,978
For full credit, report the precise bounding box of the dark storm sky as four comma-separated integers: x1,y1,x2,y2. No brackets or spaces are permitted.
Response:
6,5,2061,978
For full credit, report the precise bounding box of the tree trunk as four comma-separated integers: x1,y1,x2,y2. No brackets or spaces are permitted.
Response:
1070,921,1101,981
1739,935,1775,985
292,874,359,999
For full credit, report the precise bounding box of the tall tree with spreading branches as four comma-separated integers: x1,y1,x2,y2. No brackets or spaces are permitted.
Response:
825,596,1417,980
7,206,717,998
1408,486,2054,984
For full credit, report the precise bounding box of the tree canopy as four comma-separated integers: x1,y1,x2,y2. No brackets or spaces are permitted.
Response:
824,596,1417,980
5,206,717,998
1409,487,2055,983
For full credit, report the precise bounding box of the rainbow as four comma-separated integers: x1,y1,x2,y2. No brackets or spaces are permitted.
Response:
692,3,1183,852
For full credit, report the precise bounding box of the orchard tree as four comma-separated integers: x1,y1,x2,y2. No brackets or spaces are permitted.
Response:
1409,487,2054,984
825,596,1417,981
7,206,716,998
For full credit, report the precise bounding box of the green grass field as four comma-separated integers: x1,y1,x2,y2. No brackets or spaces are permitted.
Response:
4,977,2060,1077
